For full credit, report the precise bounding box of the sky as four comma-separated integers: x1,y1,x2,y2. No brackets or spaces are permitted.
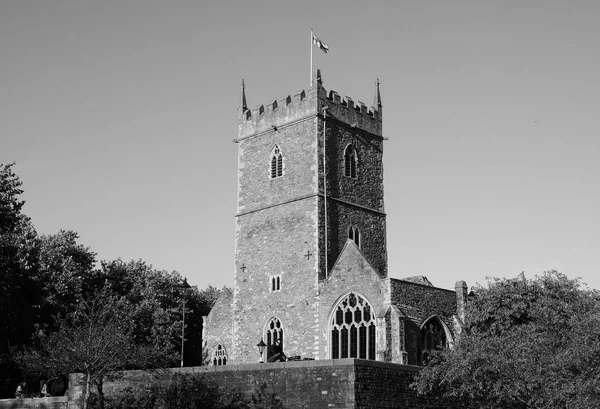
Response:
2,1,599,291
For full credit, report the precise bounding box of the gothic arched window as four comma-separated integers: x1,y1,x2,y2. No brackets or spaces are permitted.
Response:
348,225,360,248
265,317,284,361
344,145,358,179
212,344,227,366
270,145,283,179
330,293,376,360
418,317,448,365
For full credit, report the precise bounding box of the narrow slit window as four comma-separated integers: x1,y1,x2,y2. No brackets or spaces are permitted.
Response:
348,225,361,248
270,275,281,292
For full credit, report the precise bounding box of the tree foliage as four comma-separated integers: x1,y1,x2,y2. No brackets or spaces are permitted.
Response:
412,271,600,408
1,163,222,398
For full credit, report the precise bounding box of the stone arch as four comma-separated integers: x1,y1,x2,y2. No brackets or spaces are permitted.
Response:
263,316,284,361
344,144,358,178
418,315,452,365
329,292,376,360
212,343,228,366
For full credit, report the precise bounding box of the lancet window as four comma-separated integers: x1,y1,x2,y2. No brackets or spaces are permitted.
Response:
348,225,361,248
330,293,376,360
270,145,283,178
344,145,358,178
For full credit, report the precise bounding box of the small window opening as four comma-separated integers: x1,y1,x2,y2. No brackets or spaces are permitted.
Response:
270,145,283,179
348,225,361,248
270,275,281,292
344,145,358,179
213,344,227,366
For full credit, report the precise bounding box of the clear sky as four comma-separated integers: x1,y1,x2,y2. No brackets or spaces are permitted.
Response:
2,1,599,291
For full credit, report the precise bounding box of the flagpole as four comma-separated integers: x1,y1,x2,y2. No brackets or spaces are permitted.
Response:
310,29,313,86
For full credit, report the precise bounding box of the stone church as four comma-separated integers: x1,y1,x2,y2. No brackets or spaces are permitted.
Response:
203,69,468,366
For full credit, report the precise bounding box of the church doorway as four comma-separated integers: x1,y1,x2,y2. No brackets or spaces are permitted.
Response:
330,292,376,360
265,317,284,361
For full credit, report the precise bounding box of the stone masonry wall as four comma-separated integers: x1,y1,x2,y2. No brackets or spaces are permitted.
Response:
317,81,387,278
66,360,467,409
318,242,389,360
203,287,233,365
234,80,321,363
391,279,457,364
234,198,320,363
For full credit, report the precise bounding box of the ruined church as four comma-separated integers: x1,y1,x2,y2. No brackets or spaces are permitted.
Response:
203,70,468,366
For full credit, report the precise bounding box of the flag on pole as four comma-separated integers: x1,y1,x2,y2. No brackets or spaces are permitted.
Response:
312,34,329,53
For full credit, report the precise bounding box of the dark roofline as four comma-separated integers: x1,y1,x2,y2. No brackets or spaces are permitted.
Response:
389,277,456,294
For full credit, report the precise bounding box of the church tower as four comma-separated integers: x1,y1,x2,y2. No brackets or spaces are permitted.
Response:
231,70,387,362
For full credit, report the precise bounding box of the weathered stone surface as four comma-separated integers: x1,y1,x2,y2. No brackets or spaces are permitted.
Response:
204,70,465,373
65,360,467,409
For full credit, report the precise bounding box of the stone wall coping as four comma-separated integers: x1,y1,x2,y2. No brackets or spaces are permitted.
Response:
169,359,423,374
70,359,424,381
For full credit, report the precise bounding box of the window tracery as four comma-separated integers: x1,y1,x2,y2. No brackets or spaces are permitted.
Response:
213,344,227,366
330,293,375,359
265,317,283,360
270,145,283,178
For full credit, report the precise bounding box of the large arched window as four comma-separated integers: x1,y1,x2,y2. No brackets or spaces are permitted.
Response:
265,317,283,361
348,225,360,248
212,344,227,366
330,293,376,360
418,317,449,365
270,145,283,179
344,145,358,179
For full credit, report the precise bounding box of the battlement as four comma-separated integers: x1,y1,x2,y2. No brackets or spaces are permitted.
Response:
238,69,383,139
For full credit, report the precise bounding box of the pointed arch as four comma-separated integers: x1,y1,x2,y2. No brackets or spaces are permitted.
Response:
212,343,228,366
344,144,358,179
270,145,284,179
348,225,361,248
418,316,452,365
329,292,376,360
264,316,284,361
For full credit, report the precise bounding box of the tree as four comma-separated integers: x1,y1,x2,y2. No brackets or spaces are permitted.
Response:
91,259,221,366
0,163,43,397
412,271,600,408
14,285,168,409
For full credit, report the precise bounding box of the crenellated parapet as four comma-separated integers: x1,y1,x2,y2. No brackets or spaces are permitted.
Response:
319,88,382,137
238,85,318,139
238,69,383,139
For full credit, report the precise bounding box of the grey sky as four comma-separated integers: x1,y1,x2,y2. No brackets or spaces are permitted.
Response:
2,0,599,290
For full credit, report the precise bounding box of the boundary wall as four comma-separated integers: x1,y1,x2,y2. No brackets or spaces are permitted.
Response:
64,359,464,409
